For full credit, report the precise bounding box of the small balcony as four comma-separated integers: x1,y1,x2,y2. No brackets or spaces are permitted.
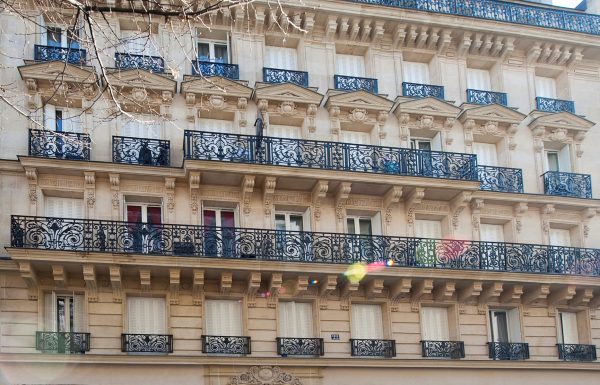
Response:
421,340,465,359
34,44,86,65
29,129,90,161
466,89,508,106
488,342,530,360
334,75,378,93
201,335,251,355
276,337,324,357
536,97,576,114
263,67,308,87
36,331,90,354
112,136,170,167
115,52,164,73
191,60,239,80
402,82,444,99
557,344,597,361
542,171,592,199
478,165,524,193
121,333,173,353
350,339,396,358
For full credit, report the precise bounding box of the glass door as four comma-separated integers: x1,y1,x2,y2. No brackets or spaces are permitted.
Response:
203,209,236,257
126,204,162,253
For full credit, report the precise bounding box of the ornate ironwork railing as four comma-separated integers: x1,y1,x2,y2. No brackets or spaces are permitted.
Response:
335,75,378,93
347,0,600,35
115,52,164,73
36,331,90,354
478,165,524,193
191,60,239,80
350,339,396,358
112,136,170,167
421,340,465,359
488,342,530,360
263,67,309,87
402,82,445,99
542,171,592,199
557,344,597,361
11,215,600,276
34,45,86,65
276,337,324,356
121,334,173,353
535,97,576,114
467,89,508,106
184,131,478,181
201,335,251,354
29,129,90,161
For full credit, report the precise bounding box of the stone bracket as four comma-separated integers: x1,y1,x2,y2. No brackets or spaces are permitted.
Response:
169,269,180,305
83,264,97,302
192,269,205,306
109,266,122,303
247,272,262,307
319,275,338,310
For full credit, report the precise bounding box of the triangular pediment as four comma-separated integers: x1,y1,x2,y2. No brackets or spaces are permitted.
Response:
181,76,252,98
459,103,526,124
18,61,97,84
529,111,594,132
105,69,176,92
393,97,460,118
326,90,393,111
253,83,323,105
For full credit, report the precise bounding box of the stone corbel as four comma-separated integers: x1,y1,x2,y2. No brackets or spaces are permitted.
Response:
444,118,455,147
383,186,403,233
589,294,600,319
463,119,475,153
253,6,265,33
237,97,248,127
329,106,340,135
340,281,359,310
365,279,384,299
500,285,524,304
220,272,233,295
258,99,269,128
450,192,472,230
325,15,338,40
547,285,576,316
582,208,596,240
541,204,555,244
377,111,388,139
247,272,262,307
305,104,317,133
186,93,196,122
165,177,176,215
406,188,425,236
478,282,503,315
433,281,456,302
521,284,550,311
19,262,38,300
268,273,282,308
192,269,205,306
398,113,410,147
84,172,96,213
514,202,528,235
569,288,593,307
168,269,180,304
372,20,385,44
312,180,328,223
109,266,122,303
25,167,38,211
335,182,352,224
319,275,338,310
241,175,255,220
574,132,586,160
458,281,483,313
507,124,518,151
293,276,309,296
263,177,277,218
457,32,472,58
567,48,583,70
471,199,484,240
109,173,120,219
189,172,201,218
390,279,412,311
52,265,67,288
160,91,173,118
411,279,433,312
83,264,97,302
140,269,151,292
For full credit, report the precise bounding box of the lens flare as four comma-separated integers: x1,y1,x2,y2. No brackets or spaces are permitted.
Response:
344,262,367,284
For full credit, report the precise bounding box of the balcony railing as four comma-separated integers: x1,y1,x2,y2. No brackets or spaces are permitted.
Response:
115,52,164,73
11,216,600,276
276,337,324,356
347,0,600,35
184,131,478,181
542,171,592,199
478,165,524,193
121,334,173,353
191,60,239,80
36,331,90,354
421,340,465,359
350,339,396,358
402,82,445,99
334,75,378,93
488,342,530,360
536,97,576,114
263,67,308,87
467,89,508,106
112,136,170,167
29,129,90,161
201,335,251,354
557,344,597,361
34,44,86,65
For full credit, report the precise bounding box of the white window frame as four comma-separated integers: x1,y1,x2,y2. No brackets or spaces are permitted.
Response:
42,23,82,48
44,291,85,332
125,202,163,223
346,216,373,236
421,306,450,341
197,38,230,63
557,311,580,345
489,308,521,343
278,301,314,338
202,207,238,227
410,138,432,151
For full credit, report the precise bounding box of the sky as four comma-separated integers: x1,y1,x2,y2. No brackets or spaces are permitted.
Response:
552,0,582,7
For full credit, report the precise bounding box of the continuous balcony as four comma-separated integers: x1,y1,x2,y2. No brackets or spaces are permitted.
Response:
542,171,592,199
478,165,524,193
183,131,478,181
467,89,508,106
112,136,170,167
13,216,600,276
263,67,308,87
34,44,86,65
421,340,465,359
36,331,90,354
488,342,530,360
276,337,324,356
535,97,576,114
191,60,239,80
350,339,396,358
115,52,165,73
29,129,90,161
121,333,173,353
201,335,251,354
557,344,597,361
334,75,378,93
402,82,444,99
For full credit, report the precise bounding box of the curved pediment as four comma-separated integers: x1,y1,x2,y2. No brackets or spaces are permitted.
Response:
105,69,176,93
326,90,393,112
458,103,526,124
181,76,252,99
392,96,460,119
19,61,97,84
529,111,594,133
253,82,323,106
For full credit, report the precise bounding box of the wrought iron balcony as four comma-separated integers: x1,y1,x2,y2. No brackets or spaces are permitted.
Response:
536,97,576,114
478,165,524,193
467,89,508,106
191,60,239,80
347,0,600,35
542,171,592,199
115,52,164,73
201,335,251,354
350,339,396,358
421,340,465,359
29,129,90,161
184,131,478,181
488,342,530,360
121,334,173,353
112,136,170,167
402,82,445,99
334,75,378,93
34,44,86,65
276,337,324,356
263,67,308,87
36,331,90,354
557,344,597,361
11,215,600,276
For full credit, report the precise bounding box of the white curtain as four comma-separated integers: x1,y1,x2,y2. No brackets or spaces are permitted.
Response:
336,54,366,77
535,76,557,98
402,62,430,84
205,299,242,336
279,301,313,338
415,219,443,239
127,297,166,334
45,197,84,219
421,307,449,341
480,224,505,242
473,142,498,166
341,130,371,145
198,118,233,133
559,312,579,344
467,68,492,90
549,228,571,247
121,115,161,139
264,46,297,70
351,303,383,339
268,124,301,139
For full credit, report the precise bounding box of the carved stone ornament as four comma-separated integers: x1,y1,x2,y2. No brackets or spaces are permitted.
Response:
131,87,148,102
208,94,226,110
348,108,368,122
230,366,302,385
278,101,296,116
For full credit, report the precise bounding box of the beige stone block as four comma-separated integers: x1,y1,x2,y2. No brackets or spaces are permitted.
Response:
319,310,349,321
170,305,200,317
459,314,487,325
392,333,421,344
1,274,28,288
1,288,29,300
248,318,276,330
248,341,275,352
88,314,122,327
1,323,37,336
320,331,350,341
390,311,420,323
88,302,122,315
0,312,37,324
323,342,350,354
395,343,421,354
1,300,38,312
526,336,558,347
89,348,122,355
461,335,489,345
89,325,122,338
524,326,556,337
320,320,349,332
459,324,488,335
391,322,421,334
171,327,202,340
173,339,201,352
2,335,35,348
249,330,276,341
170,316,202,328
248,307,276,319
89,337,121,349
523,315,556,327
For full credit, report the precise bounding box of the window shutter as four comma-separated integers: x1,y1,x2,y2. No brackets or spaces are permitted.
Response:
480,224,505,242
44,292,57,332
341,130,371,145
301,209,311,232
473,142,498,166
351,304,383,339
431,132,442,152
265,46,297,70
421,307,449,341
402,62,430,84
559,312,579,344
205,300,242,336
549,228,571,247
467,68,492,90
507,308,522,342
73,294,85,332
535,76,557,98
336,54,366,77
44,104,56,131
415,219,442,239
198,118,233,133
558,145,571,172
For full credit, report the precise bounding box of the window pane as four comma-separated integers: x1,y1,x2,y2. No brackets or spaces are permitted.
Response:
289,215,303,232
55,110,63,132
47,27,62,46
57,297,67,332
203,210,216,227
127,205,143,223
493,311,509,343
347,218,356,234
547,152,559,172
214,44,228,63
67,28,79,48
275,214,286,231
147,206,162,224
198,43,210,61
359,219,372,236
220,211,235,228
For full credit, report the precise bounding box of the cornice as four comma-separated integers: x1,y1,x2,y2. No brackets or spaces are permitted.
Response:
473,190,600,211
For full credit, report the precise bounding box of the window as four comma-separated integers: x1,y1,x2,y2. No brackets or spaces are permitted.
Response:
489,309,521,343
467,68,492,90
347,216,373,236
264,46,297,70
121,115,162,139
198,41,229,63
411,139,432,151
126,202,162,253
198,118,233,134
267,124,301,139
351,303,384,339
545,147,570,172
558,312,579,345
341,130,371,145
421,307,450,341
403,61,430,84
549,228,571,246
415,219,443,239
127,297,166,334
336,54,366,77
535,76,557,99
279,301,313,338
121,30,158,56
44,292,85,332
473,142,498,167
44,26,80,48
127,203,162,224
203,208,236,257
205,299,242,336
45,197,84,219
480,223,505,242
275,212,305,232
44,105,82,133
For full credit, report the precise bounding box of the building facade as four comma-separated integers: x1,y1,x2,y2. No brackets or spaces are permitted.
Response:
1,0,600,384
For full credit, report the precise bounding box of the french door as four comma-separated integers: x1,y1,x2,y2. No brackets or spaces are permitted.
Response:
203,209,236,257
126,204,162,253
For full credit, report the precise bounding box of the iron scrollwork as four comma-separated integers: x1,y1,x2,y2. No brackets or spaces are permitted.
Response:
115,52,165,73
276,337,324,356
466,89,508,106
350,339,396,358
488,342,530,360
334,75,379,93
263,67,309,87
121,334,173,353
29,129,90,160
112,136,170,167
421,340,465,359
36,331,90,354
542,171,592,199
191,60,239,80
535,97,576,113
557,344,597,361
477,165,524,193
402,82,445,99
201,335,251,354
34,44,86,65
